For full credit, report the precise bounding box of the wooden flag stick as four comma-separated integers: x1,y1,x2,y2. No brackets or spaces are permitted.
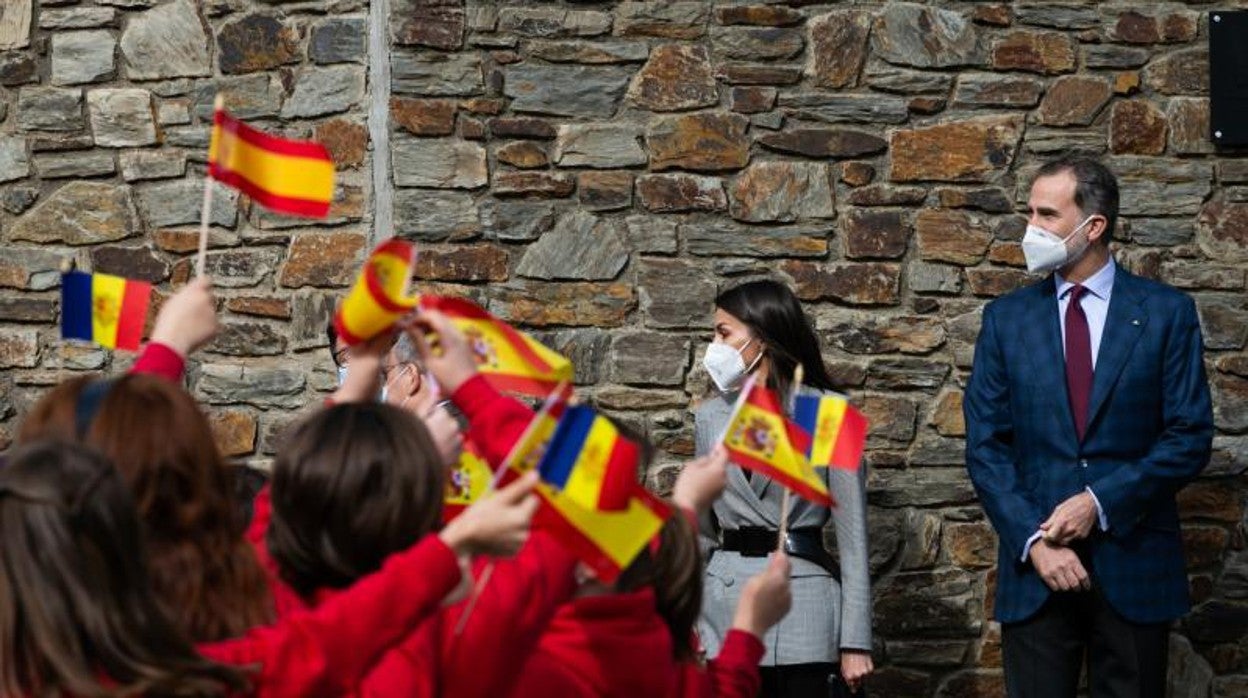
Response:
196,94,224,278
488,380,571,490
778,364,804,552
452,561,496,637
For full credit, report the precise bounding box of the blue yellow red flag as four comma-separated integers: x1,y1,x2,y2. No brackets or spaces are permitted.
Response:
60,271,152,351
333,239,418,345
420,296,573,399
537,405,638,512
792,394,869,471
721,377,832,507
209,107,335,218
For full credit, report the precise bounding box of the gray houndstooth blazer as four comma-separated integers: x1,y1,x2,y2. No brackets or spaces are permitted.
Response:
694,385,872,666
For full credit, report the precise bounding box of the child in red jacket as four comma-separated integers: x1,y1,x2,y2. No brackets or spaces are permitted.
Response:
0,438,537,697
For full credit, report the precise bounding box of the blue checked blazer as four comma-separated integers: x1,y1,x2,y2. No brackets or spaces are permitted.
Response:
964,266,1213,625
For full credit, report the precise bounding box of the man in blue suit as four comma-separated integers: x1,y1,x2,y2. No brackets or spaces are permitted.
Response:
964,157,1213,697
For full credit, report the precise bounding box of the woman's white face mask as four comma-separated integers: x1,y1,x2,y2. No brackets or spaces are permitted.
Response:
1022,215,1094,274
702,337,762,393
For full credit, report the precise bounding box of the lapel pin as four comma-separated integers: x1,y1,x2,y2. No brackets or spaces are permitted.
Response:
1131,319,1141,326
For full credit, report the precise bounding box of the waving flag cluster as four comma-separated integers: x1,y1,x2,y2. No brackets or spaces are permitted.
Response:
334,239,420,346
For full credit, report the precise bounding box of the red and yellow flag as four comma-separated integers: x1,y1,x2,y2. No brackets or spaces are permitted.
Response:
442,439,493,523
721,377,832,507
533,485,670,584
792,394,868,471
334,239,419,346
208,107,335,218
421,296,573,398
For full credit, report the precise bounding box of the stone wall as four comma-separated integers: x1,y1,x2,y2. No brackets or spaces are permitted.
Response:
1,1,1246,695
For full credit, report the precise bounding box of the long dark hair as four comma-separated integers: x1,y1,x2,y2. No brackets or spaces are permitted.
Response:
714,279,835,398
267,402,445,598
18,374,273,642
0,440,247,696
615,511,702,662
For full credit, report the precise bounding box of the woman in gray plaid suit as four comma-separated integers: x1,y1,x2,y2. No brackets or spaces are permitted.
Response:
694,280,873,698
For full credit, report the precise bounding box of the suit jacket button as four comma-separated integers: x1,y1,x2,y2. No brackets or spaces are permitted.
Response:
1080,459,1088,468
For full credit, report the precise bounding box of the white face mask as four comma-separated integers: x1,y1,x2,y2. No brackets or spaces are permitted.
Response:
1022,216,1094,274
703,338,762,393
337,365,348,387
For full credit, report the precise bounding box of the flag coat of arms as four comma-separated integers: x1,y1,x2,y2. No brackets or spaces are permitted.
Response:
536,405,638,512
792,393,869,471
722,379,833,507
442,439,493,523
208,108,335,218
60,271,152,351
334,239,419,345
421,296,573,398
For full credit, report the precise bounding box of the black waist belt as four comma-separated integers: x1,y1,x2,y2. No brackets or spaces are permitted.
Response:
720,526,840,580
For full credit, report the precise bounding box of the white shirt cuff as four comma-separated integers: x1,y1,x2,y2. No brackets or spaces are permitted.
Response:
1021,530,1044,563
1086,486,1109,531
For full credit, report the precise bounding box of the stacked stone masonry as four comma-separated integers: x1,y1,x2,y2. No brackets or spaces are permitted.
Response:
0,1,1245,695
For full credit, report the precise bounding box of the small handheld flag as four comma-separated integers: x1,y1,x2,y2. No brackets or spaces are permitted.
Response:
334,239,419,346
792,394,869,471
60,271,152,351
208,107,335,218
420,296,573,398
534,485,670,584
721,377,832,507
442,439,493,523
537,405,639,512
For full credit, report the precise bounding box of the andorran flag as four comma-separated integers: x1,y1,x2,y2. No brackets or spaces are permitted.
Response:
420,296,573,398
537,405,638,512
208,106,334,218
61,271,152,351
334,239,419,346
792,394,869,471
722,377,832,507
442,439,494,523
534,484,670,584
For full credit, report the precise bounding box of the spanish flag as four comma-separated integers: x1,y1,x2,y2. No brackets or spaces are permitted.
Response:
537,405,638,512
334,239,419,345
208,106,335,218
442,439,493,523
534,485,670,584
722,377,832,507
792,394,869,471
60,271,152,351
420,296,573,398
499,382,572,478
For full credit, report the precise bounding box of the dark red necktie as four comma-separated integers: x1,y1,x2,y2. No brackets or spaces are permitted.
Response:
1065,285,1093,441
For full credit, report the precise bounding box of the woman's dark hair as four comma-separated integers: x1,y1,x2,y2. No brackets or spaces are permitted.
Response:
267,402,445,598
18,374,273,642
615,511,702,662
0,440,247,696
714,279,836,398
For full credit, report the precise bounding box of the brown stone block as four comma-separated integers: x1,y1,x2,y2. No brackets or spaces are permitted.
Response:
1110,100,1167,155
715,63,804,86
840,162,875,187
915,209,993,265
492,171,575,198
1178,480,1245,523
729,86,776,114
209,408,257,457
225,296,291,319
461,98,505,115
715,5,803,27
861,394,918,444
843,209,910,259
0,297,56,323
847,184,928,207
460,117,485,140
890,115,1023,183
577,171,633,211
908,96,947,115
217,13,300,75
931,389,966,436
972,4,1011,27
1144,48,1208,96
1110,10,1197,45
1183,525,1230,570
278,232,367,288
490,282,635,328
758,128,886,159
1216,354,1248,378
808,10,872,89
1037,76,1112,127
729,161,835,223
1114,71,1140,95
647,112,750,172
488,117,557,139
637,173,726,212
0,329,38,368
967,268,1030,298
945,521,996,569
1197,198,1248,264
90,245,169,283
1169,97,1213,155
991,30,1076,75
825,314,945,355
393,3,464,50
391,97,455,136
986,242,1026,268
496,140,548,169
784,261,901,306
314,119,368,169
413,243,509,282
152,227,236,254
627,44,718,112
